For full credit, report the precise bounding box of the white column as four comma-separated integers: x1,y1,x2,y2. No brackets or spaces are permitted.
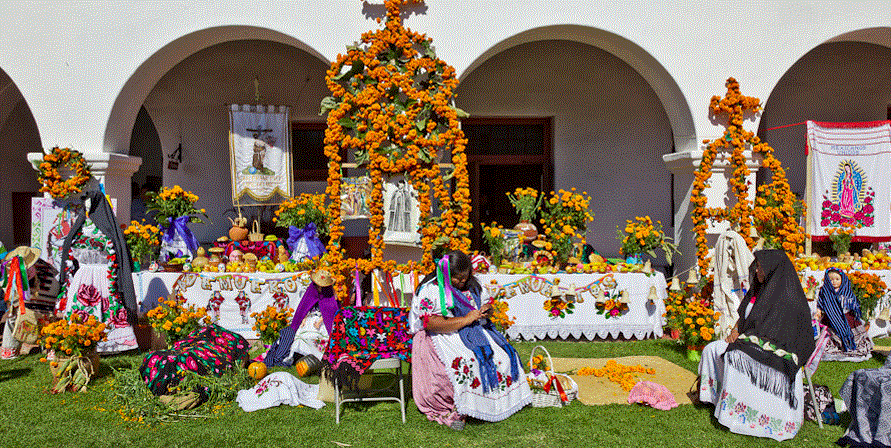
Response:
663,147,762,277
28,151,142,225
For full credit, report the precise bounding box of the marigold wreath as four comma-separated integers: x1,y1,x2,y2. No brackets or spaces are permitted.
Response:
35,147,92,200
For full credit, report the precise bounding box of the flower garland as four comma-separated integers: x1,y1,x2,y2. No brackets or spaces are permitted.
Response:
691,78,804,277
320,0,471,301
35,147,92,200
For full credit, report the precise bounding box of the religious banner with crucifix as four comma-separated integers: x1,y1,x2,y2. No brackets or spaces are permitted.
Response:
229,104,293,202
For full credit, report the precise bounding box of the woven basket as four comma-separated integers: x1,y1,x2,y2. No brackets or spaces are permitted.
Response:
527,345,578,407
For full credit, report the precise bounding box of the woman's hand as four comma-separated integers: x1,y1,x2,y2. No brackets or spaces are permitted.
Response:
725,325,739,343
425,305,492,334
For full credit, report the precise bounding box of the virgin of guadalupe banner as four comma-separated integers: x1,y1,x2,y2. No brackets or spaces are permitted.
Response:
807,120,891,241
229,105,292,202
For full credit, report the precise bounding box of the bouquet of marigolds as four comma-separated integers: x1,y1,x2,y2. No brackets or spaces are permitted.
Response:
663,289,689,337
488,291,514,336
677,297,719,349
146,185,208,226
123,219,160,265
251,306,294,346
539,189,593,264
40,313,107,393
506,187,544,222
848,271,887,320
274,193,328,237
826,222,860,256
616,216,678,264
146,294,210,345
481,222,506,266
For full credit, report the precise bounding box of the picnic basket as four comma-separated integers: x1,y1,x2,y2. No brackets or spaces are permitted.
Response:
526,345,578,407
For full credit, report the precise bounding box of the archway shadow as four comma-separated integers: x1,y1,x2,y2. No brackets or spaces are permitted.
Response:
0,367,32,382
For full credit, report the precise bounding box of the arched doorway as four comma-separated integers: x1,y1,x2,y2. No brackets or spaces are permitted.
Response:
0,68,42,248
457,27,692,259
106,27,331,243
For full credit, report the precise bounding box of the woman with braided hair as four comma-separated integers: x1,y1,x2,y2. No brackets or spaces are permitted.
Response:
409,251,531,430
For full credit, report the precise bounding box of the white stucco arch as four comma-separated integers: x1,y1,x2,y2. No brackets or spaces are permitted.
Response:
461,24,696,154
104,25,330,156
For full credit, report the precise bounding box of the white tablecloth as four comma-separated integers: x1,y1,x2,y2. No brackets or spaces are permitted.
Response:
478,272,668,341
801,269,891,338
132,271,313,339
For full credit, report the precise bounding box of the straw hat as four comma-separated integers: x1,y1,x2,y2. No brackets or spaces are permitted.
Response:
4,246,40,268
310,269,334,287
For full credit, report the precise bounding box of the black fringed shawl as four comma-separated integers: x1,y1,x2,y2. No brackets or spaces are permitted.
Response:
726,249,815,407
58,191,138,324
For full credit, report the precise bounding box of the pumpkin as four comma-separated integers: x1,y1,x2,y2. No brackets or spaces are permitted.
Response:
247,361,267,380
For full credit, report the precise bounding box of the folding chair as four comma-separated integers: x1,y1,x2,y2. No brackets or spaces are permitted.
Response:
804,322,831,428
334,357,406,424
326,306,410,424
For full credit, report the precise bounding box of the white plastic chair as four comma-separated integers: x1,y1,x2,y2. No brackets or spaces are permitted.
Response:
804,322,831,428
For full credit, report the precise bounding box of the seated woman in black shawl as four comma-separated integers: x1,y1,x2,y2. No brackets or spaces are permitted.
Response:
697,249,816,441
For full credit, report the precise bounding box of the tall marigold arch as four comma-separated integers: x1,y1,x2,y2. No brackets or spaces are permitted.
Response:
320,0,471,301
691,78,805,278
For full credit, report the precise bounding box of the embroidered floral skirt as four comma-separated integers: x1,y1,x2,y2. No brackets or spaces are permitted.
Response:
411,329,531,424
699,340,804,441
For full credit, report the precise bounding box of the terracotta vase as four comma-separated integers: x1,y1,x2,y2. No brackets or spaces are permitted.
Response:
686,345,704,362
514,220,538,244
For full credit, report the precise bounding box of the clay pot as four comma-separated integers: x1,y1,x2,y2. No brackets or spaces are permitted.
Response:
229,226,249,242
514,221,538,244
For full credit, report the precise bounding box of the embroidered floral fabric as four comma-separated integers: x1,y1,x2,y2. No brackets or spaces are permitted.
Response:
140,325,249,396
321,306,411,388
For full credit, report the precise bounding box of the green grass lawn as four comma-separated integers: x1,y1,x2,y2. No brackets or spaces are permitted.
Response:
0,338,885,448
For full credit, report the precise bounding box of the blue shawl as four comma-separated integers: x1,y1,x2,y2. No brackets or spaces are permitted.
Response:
817,268,860,352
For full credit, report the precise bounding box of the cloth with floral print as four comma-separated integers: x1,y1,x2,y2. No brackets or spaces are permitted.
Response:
236,371,324,411
321,306,411,389
59,221,136,353
140,325,249,396
409,282,531,422
698,340,804,441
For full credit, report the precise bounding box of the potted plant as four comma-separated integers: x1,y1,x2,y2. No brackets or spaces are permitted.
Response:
145,294,210,347
123,219,160,270
507,187,544,243
40,313,107,393
250,305,294,359
848,271,887,321
616,216,678,265
539,189,593,266
274,193,328,262
146,185,208,261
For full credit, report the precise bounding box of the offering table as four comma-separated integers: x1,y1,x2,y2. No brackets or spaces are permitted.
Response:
477,271,668,341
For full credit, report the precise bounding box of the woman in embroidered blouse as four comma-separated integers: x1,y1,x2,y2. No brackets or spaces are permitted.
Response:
697,249,815,441
814,268,873,361
409,251,531,430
